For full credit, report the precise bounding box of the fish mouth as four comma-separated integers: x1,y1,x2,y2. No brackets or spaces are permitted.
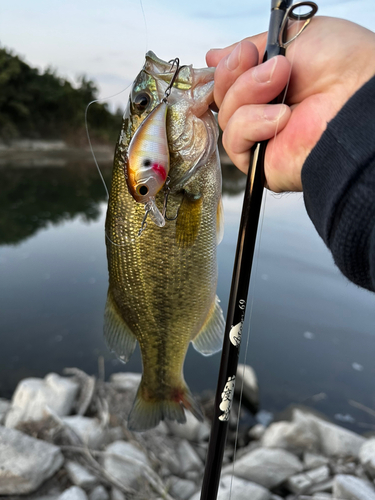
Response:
144,51,215,99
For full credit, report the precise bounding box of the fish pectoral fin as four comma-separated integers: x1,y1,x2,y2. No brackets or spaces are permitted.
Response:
176,193,202,248
104,290,137,363
192,295,225,356
128,381,203,432
217,196,224,245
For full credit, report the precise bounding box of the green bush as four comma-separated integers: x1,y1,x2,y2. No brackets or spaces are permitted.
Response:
0,47,122,144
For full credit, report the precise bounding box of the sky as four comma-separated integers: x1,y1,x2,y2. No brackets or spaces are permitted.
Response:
1,0,375,110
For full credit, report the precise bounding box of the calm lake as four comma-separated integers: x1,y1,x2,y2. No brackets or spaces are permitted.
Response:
1,151,375,434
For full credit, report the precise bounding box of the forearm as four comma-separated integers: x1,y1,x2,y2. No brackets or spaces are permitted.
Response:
302,75,375,291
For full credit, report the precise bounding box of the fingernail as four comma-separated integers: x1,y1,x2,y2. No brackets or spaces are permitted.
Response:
226,42,242,71
253,58,277,83
264,104,286,121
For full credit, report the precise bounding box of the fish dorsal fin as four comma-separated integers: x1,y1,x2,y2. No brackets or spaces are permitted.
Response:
192,295,225,356
217,196,224,245
104,290,137,363
176,193,202,248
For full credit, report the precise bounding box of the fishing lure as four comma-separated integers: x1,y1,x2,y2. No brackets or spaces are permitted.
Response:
126,58,183,233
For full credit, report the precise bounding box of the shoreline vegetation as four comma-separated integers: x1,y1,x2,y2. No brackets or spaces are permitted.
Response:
1,367,375,500
0,47,122,147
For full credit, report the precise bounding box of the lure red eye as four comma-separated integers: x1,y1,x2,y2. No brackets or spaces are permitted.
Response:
152,163,167,181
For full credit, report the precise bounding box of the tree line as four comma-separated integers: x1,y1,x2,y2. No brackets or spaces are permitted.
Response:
0,47,122,144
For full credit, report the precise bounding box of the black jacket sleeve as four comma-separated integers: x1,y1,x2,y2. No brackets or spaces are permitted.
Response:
301,75,375,292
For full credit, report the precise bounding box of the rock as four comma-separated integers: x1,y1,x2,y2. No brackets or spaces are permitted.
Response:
189,475,271,500
359,438,375,478
109,372,141,392
223,447,303,489
167,411,210,442
293,409,366,458
304,452,329,469
5,373,79,428
0,398,10,424
58,486,88,500
102,440,150,489
158,447,181,475
176,440,203,475
235,440,262,461
169,476,197,500
286,465,330,494
34,488,63,500
65,460,98,489
185,470,200,481
312,494,332,499
0,426,64,495
308,479,333,495
193,442,208,462
89,485,109,500
262,419,318,454
248,424,266,441
332,457,357,475
63,368,96,416
105,426,124,443
63,416,108,449
110,488,125,500
333,474,375,500
235,363,259,410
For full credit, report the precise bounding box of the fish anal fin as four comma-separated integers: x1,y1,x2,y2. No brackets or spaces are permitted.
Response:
192,295,225,356
128,381,203,432
217,196,224,245
176,194,202,248
104,290,137,363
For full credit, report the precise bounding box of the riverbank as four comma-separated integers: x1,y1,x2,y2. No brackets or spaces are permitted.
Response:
1,368,375,500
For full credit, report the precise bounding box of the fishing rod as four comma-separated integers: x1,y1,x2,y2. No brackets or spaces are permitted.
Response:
200,2,318,499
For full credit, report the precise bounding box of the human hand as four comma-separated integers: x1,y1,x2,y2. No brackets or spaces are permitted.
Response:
206,17,375,192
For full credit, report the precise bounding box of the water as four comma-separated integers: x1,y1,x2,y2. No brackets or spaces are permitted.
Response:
1,156,375,434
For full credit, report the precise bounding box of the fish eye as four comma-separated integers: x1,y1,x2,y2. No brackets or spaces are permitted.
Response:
137,185,149,196
133,92,151,112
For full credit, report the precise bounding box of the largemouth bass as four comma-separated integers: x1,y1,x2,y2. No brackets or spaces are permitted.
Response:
104,51,225,431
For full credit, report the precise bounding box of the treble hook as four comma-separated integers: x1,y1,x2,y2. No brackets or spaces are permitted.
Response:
162,58,187,102
162,177,181,221
138,205,151,237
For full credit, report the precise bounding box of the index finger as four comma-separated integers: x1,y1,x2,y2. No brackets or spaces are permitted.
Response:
206,32,268,67
211,41,259,109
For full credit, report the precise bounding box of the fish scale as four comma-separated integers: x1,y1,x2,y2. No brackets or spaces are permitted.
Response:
104,51,225,431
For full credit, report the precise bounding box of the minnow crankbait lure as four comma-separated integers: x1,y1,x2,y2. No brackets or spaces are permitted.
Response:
126,58,183,232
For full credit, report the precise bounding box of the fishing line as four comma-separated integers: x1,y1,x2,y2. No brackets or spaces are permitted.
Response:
268,15,300,169
227,190,268,500
139,0,149,54
84,0,149,247
227,8,310,498
85,87,142,247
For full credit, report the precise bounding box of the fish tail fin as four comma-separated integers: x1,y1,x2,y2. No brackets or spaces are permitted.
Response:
127,380,204,432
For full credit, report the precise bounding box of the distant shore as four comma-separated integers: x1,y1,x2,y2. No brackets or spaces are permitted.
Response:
0,139,234,169
0,139,115,167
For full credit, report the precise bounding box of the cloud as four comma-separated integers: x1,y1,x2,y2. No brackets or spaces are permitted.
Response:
1,0,374,111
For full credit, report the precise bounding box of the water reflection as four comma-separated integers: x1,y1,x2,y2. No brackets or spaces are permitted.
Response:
0,161,112,245
0,160,244,245
1,156,375,434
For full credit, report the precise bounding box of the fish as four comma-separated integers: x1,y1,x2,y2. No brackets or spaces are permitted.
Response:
104,51,225,432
